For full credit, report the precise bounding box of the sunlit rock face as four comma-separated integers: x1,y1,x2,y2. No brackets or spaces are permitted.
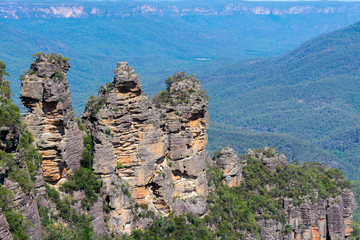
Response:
21,53,84,184
82,63,210,234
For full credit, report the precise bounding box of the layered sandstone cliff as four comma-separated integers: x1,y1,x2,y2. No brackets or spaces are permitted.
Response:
0,56,357,239
82,63,209,234
20,53,84,183
214,147,357,240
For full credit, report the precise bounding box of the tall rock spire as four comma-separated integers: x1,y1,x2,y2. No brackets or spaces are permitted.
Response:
82,63,210,234
21,53,84,183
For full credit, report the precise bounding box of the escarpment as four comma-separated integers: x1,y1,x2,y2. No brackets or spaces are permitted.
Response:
82,63,209,234
20,53,84,183
0,56,358,239
212,147,357,240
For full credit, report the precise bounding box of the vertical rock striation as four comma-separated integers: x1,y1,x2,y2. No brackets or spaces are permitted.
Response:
21,53,84,184
231,148,357,240
82,64,210,234
4,180,42,240
155,72,209,216
0,209,12,240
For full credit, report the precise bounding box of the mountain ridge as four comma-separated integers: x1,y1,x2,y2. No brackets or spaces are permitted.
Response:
0,55,358,239
2,1,360,19
204,21,360,179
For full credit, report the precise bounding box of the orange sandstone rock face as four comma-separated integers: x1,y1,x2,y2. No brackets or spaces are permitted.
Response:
82,64,209,235
21,54,84,183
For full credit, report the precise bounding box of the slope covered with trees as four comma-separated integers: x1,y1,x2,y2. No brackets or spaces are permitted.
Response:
203,22,360,181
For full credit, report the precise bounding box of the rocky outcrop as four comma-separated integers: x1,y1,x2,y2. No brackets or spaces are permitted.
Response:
1,55,357,239
21,53,84,184
281,193,356,240
213,147,245,187
238,149,357,240
4,179,42,240
0,209,12,240
155,72,209,216
247,147,287,171
82,63,209,234
342,189,357,238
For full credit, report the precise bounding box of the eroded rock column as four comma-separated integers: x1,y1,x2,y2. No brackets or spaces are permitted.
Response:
21,53,84,183
82,64,211,234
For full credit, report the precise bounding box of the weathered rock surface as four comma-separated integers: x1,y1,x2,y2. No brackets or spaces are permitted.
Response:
1,56,356,239
0,209,12,240
90,197,108,236
4,179,41,240
82,64,209,234
21,54,84,183
214,147,246,187
247,147,287,171
240,149,357,240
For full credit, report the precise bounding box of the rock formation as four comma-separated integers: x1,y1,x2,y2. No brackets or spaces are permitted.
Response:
212,147,357,239
82,63,209,234
20,53,84,183
4,179,42,240
0,56,357,239
280,188,357,240
213,147,245,187
245,149,356,240
247,147,287,171
0,210,12,240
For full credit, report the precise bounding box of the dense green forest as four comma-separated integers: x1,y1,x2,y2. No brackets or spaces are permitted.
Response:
2,1,360,180
2,2,360,183
1,52,360,239
2,3,360,238
202,22,360,180
122,153,355,240
1,3,359,111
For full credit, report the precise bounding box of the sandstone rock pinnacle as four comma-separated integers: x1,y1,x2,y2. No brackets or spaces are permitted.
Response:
21,53,84,183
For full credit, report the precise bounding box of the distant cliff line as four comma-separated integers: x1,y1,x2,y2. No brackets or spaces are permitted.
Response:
1,2,360,19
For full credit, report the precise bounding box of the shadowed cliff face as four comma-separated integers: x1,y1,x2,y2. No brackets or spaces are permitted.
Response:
21,53,84,183
82,63,209,234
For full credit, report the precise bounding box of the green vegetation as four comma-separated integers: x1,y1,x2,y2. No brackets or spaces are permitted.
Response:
153,73,208,108
60,167,102,210
350,221,360,240
0,185,29,240
32,52,70,63
0,97,20,128
41,184,95,240
116,162,125,169
0,123,41,193
125,150,350,239
0,60,9,79
18,123,42,181
165,72,199,91
0,61,20,128
84,95,106,118
53,70,66,82
204,23,360,180
152,90,173,107
99,82,115,95
0,60,11,99
351,179,360,231
81,134,94,170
